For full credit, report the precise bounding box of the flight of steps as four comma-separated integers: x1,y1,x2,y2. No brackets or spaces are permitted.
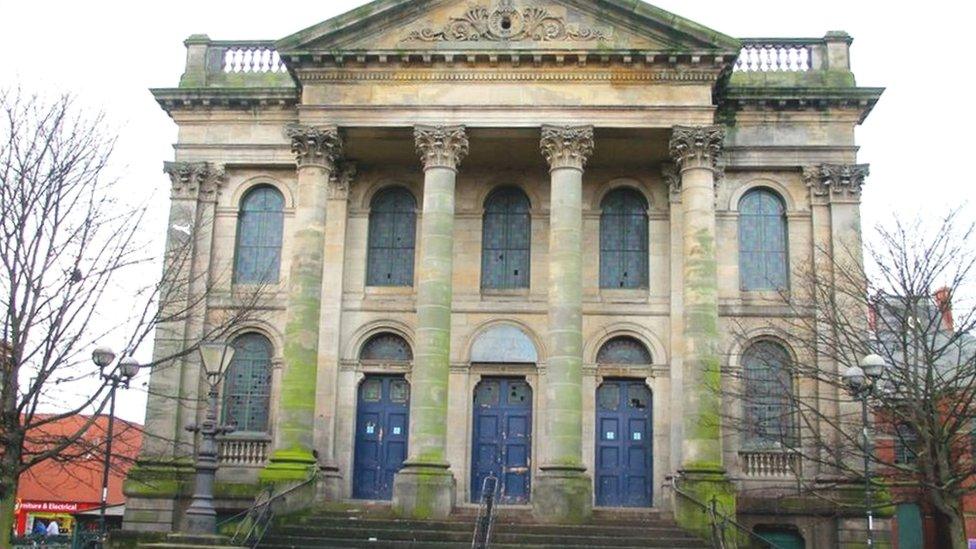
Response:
257,504,705,548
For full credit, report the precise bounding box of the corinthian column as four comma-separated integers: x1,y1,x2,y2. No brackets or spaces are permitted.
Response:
262,124,342,483
534,125,594,523
669,125,735,536
393,125,468,519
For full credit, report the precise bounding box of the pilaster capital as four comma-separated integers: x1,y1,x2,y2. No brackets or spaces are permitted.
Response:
661,162,681,203
163,161,226,201
803,163,869,200
414,125,469,171
669,125,725,170
328,161,358,200
540,125,595,171
285,124,343,170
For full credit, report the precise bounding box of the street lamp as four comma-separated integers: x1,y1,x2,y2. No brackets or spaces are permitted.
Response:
182,342,236,536
90,348,140,539
842,353,888,549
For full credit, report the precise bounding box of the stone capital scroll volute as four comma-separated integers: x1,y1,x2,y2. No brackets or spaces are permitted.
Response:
285,124,343,170
164,161,226,201
540,125,595,171
414,125,470,171
669,125,725,171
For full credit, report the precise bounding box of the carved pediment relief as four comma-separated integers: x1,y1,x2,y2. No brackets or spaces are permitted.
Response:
402,1,608,43
277,0,740,54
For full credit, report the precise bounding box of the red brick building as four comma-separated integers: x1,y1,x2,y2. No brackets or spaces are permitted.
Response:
12,415,142,536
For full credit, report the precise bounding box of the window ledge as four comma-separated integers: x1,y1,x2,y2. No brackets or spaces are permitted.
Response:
365,286,415,296
481,288,531,299
599,288,649,303
217,432,271,442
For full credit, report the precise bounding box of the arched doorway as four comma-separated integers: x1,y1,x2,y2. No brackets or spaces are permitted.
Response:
352,333,412,500
471,377,533,504
594,336,654,507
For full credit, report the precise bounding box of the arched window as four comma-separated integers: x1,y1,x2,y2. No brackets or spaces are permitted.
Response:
223,333,273,433
600,189,648,289
742,341,796,449
739,188,788,291
367,187,417,287
360,333,413,362
234,186,285,284
597,336,652,365
482,188,531,289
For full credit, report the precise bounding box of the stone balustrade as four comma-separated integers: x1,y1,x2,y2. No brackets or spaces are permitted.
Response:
735,40,816,72
740,450,801,478
217,436,270,466
219,43,286,74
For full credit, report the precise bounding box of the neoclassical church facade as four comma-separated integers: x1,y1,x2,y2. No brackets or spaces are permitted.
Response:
123,1,883,546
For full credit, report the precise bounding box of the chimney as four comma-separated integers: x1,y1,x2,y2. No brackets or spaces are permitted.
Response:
934,287,954,332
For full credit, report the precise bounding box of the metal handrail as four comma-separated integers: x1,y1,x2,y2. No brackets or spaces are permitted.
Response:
667,475,779,549
222,470,318,548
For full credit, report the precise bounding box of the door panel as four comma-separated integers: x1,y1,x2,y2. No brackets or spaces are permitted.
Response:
471,378,533,504
353,375,410,500
596,380,653,507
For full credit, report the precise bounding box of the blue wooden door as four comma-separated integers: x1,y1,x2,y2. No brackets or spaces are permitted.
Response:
596,380,653,507
471,378,532,504
353,375,409,500
896,503,923,549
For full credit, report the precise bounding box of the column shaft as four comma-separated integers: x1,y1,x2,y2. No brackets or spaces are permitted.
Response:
263,125,341,482
393,125,468,519
534,125,594,523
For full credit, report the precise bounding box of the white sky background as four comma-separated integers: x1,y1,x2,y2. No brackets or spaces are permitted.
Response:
1,1,974,423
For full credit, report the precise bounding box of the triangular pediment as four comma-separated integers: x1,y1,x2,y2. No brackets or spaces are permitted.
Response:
277,0,740,54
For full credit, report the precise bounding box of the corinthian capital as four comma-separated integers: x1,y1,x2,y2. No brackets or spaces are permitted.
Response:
540,125,594,171
163,161,226,200
803,164,870,199
285,124,343,170
414,125,469,170
328,161,358,200
669,125,725,170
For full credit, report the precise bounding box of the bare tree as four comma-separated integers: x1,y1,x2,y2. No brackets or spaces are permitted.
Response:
724,210,976,548
0,89,267,547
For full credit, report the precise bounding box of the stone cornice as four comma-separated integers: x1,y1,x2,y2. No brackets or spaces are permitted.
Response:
540,125,595,171
285,124,343,170
803,163,869,199
669,125,725,170
721,86,884,125
163,161,226,201
151,87,298,118
294,67,722,84
414,125,470,171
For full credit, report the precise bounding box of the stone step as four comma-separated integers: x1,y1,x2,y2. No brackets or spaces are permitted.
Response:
268,526,698,545
276,520,688,537
259,539,690,549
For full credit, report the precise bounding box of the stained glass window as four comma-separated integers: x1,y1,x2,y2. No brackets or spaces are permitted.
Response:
222,333,273,433
600,188,648,289
482,187,531,289
597,384,620,411
367,187,417,287
739,189,788,291
233,186,284,284
597,336,652,365
742,341,796,449
359,333,413,362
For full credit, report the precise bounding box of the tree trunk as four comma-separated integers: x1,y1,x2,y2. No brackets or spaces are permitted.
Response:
931,494,968,549
0,478,17,549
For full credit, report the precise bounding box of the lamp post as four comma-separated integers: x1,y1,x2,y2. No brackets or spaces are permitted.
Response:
842,353,887,549
90,347,141,539
182,342,236,536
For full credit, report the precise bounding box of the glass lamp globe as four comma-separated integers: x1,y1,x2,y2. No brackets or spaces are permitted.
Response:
91,346,116,368
861,353,886,380
119,356,141,379
843,365,867,392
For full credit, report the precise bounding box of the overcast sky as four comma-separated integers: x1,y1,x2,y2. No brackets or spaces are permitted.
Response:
1,1,974,422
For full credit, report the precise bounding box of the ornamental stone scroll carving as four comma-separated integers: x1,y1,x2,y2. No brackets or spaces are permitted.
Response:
540,125,594,171
164,161,226,200
285,124,343,170
402,0,607,43
803,163,870,198
669,125,726,170
415,125,470,171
